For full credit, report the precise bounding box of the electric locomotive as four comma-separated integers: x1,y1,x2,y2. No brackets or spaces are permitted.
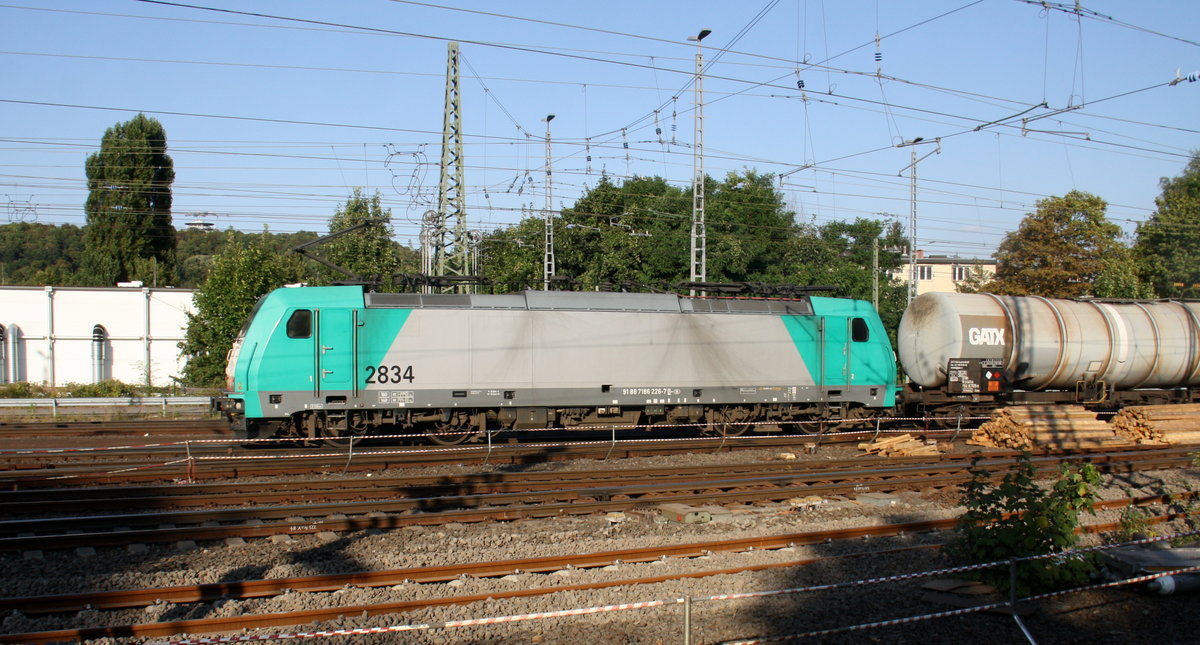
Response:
218,285,898,444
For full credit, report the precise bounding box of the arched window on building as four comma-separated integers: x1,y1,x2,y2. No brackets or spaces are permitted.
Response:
91,324,111,384
5,324,22,383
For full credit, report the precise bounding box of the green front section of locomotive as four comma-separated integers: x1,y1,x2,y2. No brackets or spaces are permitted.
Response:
225,286,376,420
782,297,897,407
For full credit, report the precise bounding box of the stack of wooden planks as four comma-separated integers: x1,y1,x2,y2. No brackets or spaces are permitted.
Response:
858,433,940,457
968,405,1134,450
1111,404,1200,445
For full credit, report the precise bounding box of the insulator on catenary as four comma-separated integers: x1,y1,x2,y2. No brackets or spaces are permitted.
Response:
1170,71,1199,85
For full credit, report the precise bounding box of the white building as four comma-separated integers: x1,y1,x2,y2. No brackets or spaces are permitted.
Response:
894,252,996,296
0,285,196,387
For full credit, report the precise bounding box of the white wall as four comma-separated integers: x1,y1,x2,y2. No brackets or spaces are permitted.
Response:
0,286,195,387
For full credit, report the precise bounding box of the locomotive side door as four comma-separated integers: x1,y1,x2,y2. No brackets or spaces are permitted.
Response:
821,316,850,388
314,308,358,396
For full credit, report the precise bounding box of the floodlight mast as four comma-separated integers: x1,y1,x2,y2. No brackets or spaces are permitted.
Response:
688,28,711,297
542,114,556,290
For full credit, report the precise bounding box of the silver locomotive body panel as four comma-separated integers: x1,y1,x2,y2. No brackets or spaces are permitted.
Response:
365,305,820,407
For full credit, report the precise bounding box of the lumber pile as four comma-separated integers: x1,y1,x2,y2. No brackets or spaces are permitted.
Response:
968,405,1133,450
858,433,940,457
1111,404,1200,445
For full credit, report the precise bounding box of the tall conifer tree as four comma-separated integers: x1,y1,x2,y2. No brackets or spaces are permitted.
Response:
82,113,176,285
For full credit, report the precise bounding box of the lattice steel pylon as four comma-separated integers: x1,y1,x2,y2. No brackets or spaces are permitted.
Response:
688,29,711,296
423,41,471,293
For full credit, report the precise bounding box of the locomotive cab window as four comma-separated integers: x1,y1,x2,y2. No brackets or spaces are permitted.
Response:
851,317,870,342
286,309,312,339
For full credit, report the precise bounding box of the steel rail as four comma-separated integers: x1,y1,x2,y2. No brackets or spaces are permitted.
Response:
0,447,1191,552
0,445,1189,516
0,507,1186,644
0,418,227,438
0,453,981,514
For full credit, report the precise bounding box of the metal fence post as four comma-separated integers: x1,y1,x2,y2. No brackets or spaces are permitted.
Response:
1010,557,1037,644
683,594,692,645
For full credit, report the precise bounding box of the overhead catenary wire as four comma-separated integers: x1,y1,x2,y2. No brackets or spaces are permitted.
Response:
0,1,1194,260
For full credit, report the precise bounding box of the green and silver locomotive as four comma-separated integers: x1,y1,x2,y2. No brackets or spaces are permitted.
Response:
219,285,898,444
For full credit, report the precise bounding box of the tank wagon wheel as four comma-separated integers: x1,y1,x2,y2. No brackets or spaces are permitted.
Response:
928,404,970,430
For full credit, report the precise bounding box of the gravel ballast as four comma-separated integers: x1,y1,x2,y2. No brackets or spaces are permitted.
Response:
3,445,1200,644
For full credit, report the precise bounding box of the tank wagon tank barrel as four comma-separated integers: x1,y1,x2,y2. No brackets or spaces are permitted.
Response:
898,292,1200,404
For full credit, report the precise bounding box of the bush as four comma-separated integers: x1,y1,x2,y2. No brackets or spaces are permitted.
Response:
0,382,52,399
0,380,185,398
950,452,1101,595
64,379,142,398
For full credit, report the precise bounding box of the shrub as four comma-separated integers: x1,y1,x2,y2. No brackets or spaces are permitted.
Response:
0,382,52,398
950,452,1101,595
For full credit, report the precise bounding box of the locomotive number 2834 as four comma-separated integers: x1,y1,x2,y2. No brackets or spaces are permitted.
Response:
364,365,415,384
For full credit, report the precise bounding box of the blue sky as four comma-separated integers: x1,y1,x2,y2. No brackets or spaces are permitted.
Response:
1,0,1197,260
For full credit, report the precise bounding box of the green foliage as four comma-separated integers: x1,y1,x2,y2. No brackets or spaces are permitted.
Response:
0,380,182,398
950,453,1101,595
0,222,85,285
789,217,909,335
314,188,414,290
0,224,323,288
1093,246,1155,299
179,232,296,387
954,264,992,294
988,191,1129,298
479,172,908,318
0,382,51,398
81,113,177,286
63,379,142,398
1116,505,1155,542
1136,153,1200,298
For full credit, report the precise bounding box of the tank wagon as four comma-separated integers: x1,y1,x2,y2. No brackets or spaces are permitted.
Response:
219,285,897,443
899,292,1200,420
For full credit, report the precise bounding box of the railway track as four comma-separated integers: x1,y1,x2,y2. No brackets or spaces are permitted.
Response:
0,428,968,487
0,445,1192,553
0,418,228,439
0,500,1188,645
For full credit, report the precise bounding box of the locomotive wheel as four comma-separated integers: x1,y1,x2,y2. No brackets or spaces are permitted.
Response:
318,420,370,449
704,405,751,437
786,418,824,435
424,414,482,445
834,405,872,430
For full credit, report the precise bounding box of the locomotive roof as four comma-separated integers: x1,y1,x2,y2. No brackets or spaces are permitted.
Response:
363,290,814,316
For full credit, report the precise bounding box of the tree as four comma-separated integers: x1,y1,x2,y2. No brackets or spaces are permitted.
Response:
178,232,294,387
81,114,177,286
1136,153,1200,298
988,191,1126,298
0,222,84,285
787,217,909,335
312,188,414,290
481,171,808,291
